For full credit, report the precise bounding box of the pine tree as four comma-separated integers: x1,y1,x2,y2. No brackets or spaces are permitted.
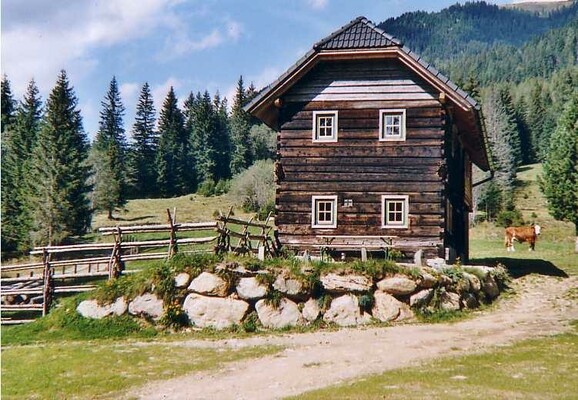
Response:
92,77,128,219
1,76,22,252
525,81,546,162
229,76,252,174
482,88,518,211
5,80,43,251
189,91,218,184
498,86,522,165
1,75,16,133
213,92,231,180
540,93,578,252
155,87,189,196
27,70,92,245
128,82,158,198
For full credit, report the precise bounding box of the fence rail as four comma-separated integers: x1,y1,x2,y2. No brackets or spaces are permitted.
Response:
1,208,277,324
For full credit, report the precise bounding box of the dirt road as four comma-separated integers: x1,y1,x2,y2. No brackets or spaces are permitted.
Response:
129,275,578,400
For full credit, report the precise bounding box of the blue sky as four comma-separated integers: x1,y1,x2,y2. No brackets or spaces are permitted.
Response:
1,0,510,140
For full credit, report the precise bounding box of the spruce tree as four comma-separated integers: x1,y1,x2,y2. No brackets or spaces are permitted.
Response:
1,76,20,252
92,77,128,219
540,93,578,252
525,82,546,162
1,75,16,133
3,80,43,252
155,87,188,196
189,91,217,184
27,70,92,245
213,92,231,180
482,88,518,211
498,87,522,166
229,76,252,174
128,82,158,197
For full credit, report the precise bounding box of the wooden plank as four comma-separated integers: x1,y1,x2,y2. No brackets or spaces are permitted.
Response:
282,172,441,183
1,304,43,311
99,221,217,235
1,288,44,296
284,107,442,120
0,276,44,283
280,146,442,158
284,92,436,102
1,319,36,325
280,156,442,167
278,181,442,192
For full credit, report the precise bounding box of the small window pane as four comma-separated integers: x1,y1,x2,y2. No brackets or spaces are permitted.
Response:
313,196,337,228
382,196,408,228
380,110,405,141
314,112,337,141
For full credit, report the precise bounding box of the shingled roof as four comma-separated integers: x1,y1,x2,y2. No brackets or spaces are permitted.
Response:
244,16,491,171
313,16,402,50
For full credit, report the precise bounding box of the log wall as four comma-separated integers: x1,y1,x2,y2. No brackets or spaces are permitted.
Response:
276,58,446,255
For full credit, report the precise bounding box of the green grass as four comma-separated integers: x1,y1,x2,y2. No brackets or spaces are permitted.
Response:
1,341,281,400
91,192,252,230
289,322,578,400
470,164,576,277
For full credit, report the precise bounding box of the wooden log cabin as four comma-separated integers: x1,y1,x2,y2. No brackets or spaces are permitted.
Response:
244,16,491,262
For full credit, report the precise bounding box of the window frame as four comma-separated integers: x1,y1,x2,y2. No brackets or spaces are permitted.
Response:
311,195,338,229
379,109,406,141
312,111,338,143
381,195,409,229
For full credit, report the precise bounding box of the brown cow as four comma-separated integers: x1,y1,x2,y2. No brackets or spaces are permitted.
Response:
505,224,541,252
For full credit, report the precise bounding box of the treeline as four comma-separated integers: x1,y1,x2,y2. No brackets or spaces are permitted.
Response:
1,72,276,253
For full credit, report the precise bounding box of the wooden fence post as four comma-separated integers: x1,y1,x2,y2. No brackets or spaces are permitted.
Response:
167,208,178,258
42,249,53,316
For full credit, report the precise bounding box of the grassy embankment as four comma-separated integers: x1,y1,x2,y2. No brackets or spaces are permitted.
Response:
289,163,578,399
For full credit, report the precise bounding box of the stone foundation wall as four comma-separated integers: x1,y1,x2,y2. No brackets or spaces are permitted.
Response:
77,263,508,330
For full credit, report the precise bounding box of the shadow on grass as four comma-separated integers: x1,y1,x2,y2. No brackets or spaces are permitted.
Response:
469,257,569,279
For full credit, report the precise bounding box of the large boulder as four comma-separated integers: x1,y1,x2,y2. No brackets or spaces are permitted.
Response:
410,289,434,308
255,298,304,329
128,293,164,320
77,297,127,319
187,272,229,297
183,294,248,329
377,275,417,296
482,274,500,299
372,291,402,322
320,273,372,293
372,291,415,322
174,272,191,289
273,274,308,299
418,271,438,289
461,292,479,309
440,291,461,312
236,277,268,300
323,294,370,327
302,298,321,323
463,272,481,292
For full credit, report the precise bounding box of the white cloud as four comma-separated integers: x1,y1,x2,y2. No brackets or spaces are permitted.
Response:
306,0,329,10
1,0,181,97
159,18,244,59
120,82,141,107
151,77,182,112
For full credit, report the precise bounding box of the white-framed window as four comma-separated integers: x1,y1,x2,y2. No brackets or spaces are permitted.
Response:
312,195,338,228
313,111,338,142
382,195,409,229
379,109,406,141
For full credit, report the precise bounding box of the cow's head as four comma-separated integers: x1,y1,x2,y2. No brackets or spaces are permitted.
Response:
534,224,541,235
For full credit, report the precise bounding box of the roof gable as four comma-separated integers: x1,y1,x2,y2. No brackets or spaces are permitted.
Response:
314,16,402,50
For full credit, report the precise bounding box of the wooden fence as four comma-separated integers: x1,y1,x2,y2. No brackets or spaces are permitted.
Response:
1,209,277,325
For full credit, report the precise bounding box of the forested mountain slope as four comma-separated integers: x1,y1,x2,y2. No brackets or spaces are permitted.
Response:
378,1,578,66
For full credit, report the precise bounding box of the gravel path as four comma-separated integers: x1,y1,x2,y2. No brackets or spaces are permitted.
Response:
129,275,578,400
